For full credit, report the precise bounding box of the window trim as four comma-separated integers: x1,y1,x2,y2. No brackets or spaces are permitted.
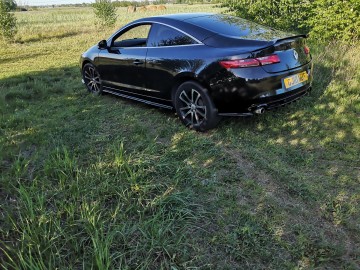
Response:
107,21,204,49
147,23,199,48
110,23,152,48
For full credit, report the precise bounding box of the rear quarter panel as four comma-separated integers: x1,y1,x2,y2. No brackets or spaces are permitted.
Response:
145,45,251,100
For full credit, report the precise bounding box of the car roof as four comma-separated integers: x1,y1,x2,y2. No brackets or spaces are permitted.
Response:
138,12,212,22
133,13,215,42
130,13,293,49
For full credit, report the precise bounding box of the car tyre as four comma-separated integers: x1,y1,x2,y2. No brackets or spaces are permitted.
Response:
82,63,102,95
174,81,220,131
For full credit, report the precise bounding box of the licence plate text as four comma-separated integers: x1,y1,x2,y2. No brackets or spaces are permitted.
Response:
284,71,308,89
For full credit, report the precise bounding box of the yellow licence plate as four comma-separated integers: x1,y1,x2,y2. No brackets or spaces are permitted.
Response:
283,71,308,89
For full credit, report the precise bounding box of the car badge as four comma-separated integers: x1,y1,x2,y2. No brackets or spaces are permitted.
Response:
293,50,299,60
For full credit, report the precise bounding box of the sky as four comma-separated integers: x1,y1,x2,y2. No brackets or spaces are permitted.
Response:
17,0,96,6
17,0,147,7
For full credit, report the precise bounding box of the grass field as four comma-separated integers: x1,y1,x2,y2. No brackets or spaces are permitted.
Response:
0,4,359,269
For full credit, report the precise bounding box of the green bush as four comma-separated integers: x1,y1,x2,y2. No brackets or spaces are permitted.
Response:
221,0,312,33
221,0,360,42
0,0,17,41
92,0,117,29
308,0,360,42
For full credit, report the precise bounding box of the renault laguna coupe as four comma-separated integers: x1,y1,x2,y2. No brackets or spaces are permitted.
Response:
80,13,313,131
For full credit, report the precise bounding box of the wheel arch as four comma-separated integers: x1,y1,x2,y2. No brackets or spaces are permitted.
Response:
81,59,94,69
171,73,213,105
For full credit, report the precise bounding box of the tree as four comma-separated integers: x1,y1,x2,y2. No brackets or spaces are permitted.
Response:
0,0,17,41
92,0,117,29
3,0,16,11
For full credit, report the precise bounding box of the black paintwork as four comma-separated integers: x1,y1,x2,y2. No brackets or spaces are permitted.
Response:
80,13,313,115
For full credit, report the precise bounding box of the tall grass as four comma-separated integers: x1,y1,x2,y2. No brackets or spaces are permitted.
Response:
2,145,203,269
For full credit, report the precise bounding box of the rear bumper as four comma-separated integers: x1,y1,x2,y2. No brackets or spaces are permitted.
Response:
218,86,310,116
254,86,310,110
210,61,313,114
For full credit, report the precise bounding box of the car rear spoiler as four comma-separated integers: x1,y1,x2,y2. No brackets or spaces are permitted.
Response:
249,34,309,54
274,34,308,43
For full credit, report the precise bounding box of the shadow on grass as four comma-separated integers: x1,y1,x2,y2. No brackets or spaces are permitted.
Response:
0,64,177,171
0,65,199,269
1,52,47,65
218,54,359,204
16,30,82,43
208,46,360,267
1,59,358,190
0,52,359,268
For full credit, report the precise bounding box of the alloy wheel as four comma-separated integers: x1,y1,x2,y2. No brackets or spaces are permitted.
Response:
83,64,101,94
178,88,207,127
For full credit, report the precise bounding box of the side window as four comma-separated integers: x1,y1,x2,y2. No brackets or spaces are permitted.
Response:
147,24,197,47
112,24,151,48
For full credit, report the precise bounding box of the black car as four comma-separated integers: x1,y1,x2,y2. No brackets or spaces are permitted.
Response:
80,13,313,131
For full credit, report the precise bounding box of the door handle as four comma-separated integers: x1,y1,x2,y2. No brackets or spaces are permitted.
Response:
133,60,144,65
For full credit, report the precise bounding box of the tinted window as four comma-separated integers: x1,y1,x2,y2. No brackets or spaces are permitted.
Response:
185,14,289,41
147,24,197,47
112,24,151,47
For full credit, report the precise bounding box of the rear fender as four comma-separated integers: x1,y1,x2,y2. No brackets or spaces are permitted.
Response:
171,72,212,103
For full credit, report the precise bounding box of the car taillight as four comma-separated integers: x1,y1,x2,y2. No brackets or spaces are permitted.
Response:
220,54,280,69
220,58,259,68
304,46,310,54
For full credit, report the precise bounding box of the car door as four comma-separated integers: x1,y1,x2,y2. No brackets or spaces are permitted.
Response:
97,24,152,97
145,23,204,100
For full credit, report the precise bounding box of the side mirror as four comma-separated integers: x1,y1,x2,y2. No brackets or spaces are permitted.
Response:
98,40,108,49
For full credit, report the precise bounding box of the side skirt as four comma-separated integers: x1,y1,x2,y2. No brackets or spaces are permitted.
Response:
102,87,173,110
218,112,254,117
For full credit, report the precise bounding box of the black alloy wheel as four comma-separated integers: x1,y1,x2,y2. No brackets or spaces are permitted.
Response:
174,81,220,131
82,63,102,94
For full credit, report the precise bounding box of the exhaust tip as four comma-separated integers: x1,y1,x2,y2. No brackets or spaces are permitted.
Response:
254,107,265,114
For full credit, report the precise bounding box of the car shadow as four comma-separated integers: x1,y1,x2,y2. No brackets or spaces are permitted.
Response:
1,58,359,268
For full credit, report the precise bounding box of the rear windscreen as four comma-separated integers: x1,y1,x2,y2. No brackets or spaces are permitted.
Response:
185,14,290,41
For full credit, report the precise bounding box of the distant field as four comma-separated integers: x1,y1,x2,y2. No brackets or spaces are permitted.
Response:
1,4,359,269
